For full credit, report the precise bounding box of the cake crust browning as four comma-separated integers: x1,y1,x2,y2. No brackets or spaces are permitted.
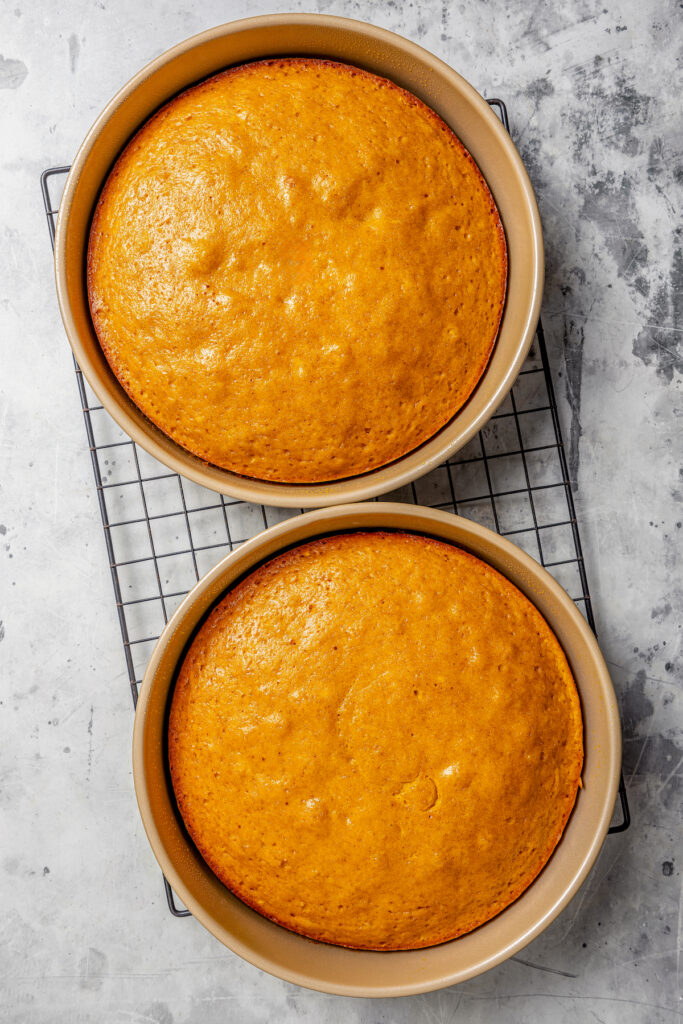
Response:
88,58,507,483
169,532,583,950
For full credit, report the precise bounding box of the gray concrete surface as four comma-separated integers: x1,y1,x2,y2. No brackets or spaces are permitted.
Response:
1,0,681,1021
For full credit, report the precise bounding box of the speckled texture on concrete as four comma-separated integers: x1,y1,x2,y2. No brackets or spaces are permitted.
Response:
1,1,681,1021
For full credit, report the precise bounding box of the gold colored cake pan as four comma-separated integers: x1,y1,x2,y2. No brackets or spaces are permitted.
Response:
133,503,621,996
54,14,544,508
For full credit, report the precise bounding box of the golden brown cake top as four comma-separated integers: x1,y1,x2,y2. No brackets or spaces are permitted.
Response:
88,58,507,483
169,532,583,950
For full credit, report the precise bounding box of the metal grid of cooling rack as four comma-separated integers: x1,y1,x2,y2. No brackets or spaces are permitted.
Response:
40,98,629,917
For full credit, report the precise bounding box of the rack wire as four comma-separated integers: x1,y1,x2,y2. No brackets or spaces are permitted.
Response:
40,97,629,918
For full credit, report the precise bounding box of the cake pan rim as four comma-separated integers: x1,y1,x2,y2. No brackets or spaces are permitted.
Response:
132,502,621,996
54,13,543,507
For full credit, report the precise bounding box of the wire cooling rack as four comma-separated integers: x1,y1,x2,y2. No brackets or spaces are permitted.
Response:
40,98,629,917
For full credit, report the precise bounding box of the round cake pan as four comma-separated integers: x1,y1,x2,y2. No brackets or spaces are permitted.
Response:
55,14,543,508
133,503,620,997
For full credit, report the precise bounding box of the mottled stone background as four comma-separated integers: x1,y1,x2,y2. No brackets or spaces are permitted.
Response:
0,1,680,1021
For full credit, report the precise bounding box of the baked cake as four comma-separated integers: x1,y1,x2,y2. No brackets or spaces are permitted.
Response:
87,58,507,482
169,531,583,950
